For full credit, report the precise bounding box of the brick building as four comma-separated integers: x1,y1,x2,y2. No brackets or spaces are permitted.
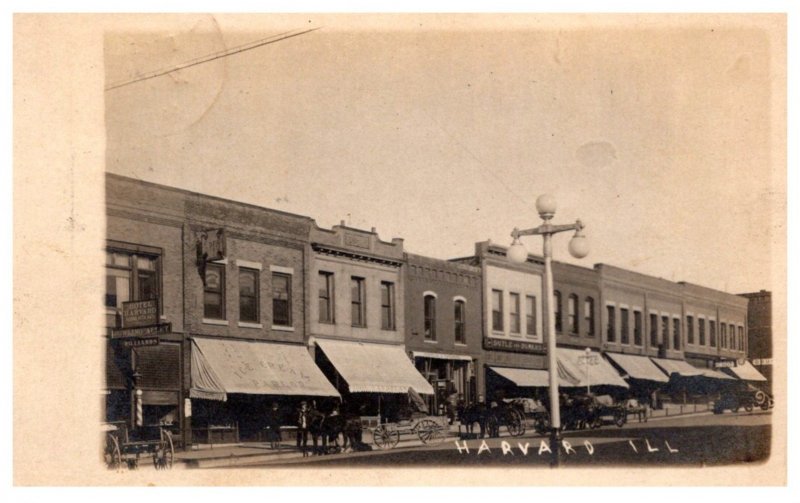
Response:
739,290,772,392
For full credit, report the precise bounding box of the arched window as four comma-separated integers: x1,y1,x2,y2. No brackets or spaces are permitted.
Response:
424,294,437,341
454,299,466,344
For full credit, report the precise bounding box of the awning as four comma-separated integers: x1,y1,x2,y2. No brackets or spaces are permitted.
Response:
557,348,629,388
316,339,434,395
412,351,473,362
605,353,669,383
489,366,575,387
650,357,705,378
723,361,768,382
698,367,736,380
190,337,339,401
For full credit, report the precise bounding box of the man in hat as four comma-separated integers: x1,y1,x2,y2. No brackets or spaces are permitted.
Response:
265,401,282,450
296,401,310,456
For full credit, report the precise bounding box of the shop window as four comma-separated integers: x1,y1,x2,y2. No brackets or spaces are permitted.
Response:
105,249,160,311
509,293,521,334
318,271,334,323
491,289,503,332
272,272,292,327
239,268,259,323
633,310,643,346
649,313,658,346
454,300,466,344
568,294,579,334
687,316,694,344
584,297,595,336
381,281,395,330
424,294,437,340
673,318,681,350
526,295,537,337
554,291,563,333
620,308,629,344
204,263,225,320
606,305,616,342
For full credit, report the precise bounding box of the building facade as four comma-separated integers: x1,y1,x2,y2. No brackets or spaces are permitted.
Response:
404,253,482,414
739,290,772,392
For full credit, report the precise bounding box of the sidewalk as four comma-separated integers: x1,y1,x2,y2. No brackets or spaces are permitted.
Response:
174,407,717,469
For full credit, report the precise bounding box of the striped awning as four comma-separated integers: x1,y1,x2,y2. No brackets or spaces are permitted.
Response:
489,366,575,387
316,339,434,395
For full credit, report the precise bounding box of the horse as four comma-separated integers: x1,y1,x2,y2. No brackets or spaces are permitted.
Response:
457,402,487,439
307,409,365,455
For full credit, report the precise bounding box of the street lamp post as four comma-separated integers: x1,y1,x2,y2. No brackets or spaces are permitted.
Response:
585,347,592,395
507,194,588,467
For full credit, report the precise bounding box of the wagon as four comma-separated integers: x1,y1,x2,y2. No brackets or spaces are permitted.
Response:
371,415,447,450
103,421,175,470
591,395,627,428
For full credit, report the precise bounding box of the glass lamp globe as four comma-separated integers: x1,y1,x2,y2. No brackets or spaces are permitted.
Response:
536,194,557,219
568,232,590,259
507,239,529,264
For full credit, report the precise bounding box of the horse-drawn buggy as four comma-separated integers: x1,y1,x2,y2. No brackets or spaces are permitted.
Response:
103,421,175,470
371,413,448,449
524,394,628,433
457,400,526,439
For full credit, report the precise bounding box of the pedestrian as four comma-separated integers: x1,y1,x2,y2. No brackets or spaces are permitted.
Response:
266,401,282,450
296,400,310,456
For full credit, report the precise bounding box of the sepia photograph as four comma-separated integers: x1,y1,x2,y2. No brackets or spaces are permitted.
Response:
11,8,789,490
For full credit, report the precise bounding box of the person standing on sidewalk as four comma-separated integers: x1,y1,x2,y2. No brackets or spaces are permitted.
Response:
296,401,310,457
266,401,282,450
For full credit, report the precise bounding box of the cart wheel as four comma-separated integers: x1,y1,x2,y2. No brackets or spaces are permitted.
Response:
372,425,399,450
506,411,525,437
417,419,445,444
104,433,122,471
153,430,174,470
614,409,627,428
744,402,754,413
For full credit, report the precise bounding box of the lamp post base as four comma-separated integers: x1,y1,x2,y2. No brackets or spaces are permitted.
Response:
549,427,562,467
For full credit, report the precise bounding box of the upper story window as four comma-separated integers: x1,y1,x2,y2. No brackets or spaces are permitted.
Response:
606,305,616,343
687,315,695,344
351,277,366,328
491,289,503,332
729,323,736,349
620,308,630,344
709,320,717,347
672,318,681,350
720,323,727,349
554,291,563,333
568,294,579,334
454,299,466,344
738,326,744,351
381,281,395,330
698,318,706,346
105,249,160,310
239,268,259,323
633,310,643,346
526,295,537,337
424,294,437,340
272,272,292,327
649,313,658,346
318,271,334,323
661,315,669,348
204,263,225,320
509,293,521,334
584,297,595,336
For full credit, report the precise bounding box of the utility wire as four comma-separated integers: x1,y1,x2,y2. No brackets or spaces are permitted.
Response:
105,27,321,92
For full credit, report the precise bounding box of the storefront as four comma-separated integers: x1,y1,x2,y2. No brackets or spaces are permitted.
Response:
312,338,434,423
189,337,340,443
411,351,474,416
604,352,669,406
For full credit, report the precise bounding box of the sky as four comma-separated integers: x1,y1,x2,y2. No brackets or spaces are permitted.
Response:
103,13,785,295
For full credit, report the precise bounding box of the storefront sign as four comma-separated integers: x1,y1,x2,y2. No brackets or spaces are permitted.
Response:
483,337,545,354
752,358,773,366
714,360,736,368
120,336,160,348
196,228,226,262
121,299,159,328
111,322,172,339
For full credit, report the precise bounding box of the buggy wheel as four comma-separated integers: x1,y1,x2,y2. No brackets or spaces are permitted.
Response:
417,419,445,444
614,409,627,428
372,425,399,450
153,429,174,470
744,402,754,413
506,410,525,437
104,433,122,471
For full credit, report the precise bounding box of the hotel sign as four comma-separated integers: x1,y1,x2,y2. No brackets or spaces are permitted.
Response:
121,299,158,328
483,337,545,354
111,323,171,341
